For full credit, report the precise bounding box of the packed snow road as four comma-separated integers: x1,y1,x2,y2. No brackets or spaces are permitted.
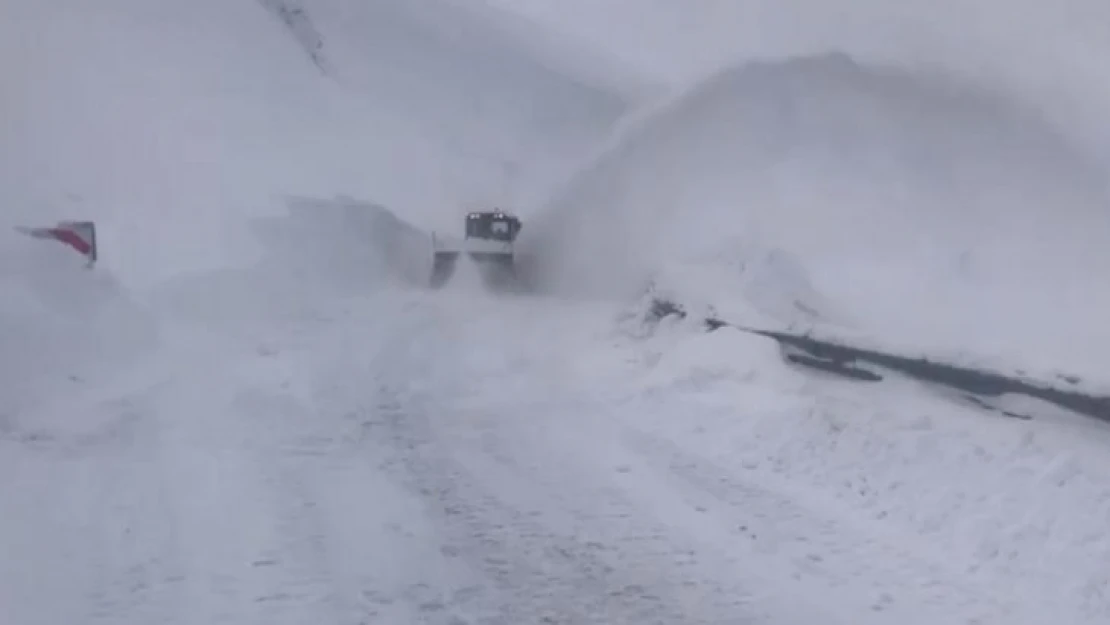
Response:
1,287,1107,624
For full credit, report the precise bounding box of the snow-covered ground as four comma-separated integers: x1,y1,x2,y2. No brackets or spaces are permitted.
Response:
6,272,1110,623
4,0,1110,623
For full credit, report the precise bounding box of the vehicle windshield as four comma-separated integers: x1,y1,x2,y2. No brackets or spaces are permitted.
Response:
466,214,517,241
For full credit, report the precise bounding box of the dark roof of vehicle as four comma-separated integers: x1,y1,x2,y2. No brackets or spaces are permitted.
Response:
467,210,519,219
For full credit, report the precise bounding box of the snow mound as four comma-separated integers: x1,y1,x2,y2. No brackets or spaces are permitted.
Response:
0,237,157,418
643,324,803,398
642,236,851,333
147,196,431,326
253,195,432,289
611,283,805,395
522,52,1110,376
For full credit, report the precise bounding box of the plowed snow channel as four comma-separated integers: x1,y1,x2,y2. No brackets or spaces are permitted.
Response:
4,286,1108,624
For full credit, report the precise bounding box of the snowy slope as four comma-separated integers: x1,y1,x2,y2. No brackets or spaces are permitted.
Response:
485,0,1110,158
491,0,1110,383
0,0,628,418
511,43,1110,386
4,0,1110,624
1,0,629,289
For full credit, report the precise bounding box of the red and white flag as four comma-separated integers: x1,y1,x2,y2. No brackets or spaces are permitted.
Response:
14,220,97,266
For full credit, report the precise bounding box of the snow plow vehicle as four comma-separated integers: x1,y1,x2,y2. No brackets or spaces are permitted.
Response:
430,210,522,289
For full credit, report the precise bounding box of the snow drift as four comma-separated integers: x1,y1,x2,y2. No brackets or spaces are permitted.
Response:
145,196,432,327
0,236,156,419
520,52,1110,377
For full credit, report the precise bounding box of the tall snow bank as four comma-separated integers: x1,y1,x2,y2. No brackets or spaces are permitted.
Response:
146,196,430,327
0,237,157,418
252,196,431,290
520,53,1110,376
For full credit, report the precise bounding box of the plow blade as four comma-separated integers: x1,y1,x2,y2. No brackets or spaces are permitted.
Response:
429,251,516,290
430,251,460,288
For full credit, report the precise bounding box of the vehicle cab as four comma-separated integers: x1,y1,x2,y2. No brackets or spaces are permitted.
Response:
465,211,522,242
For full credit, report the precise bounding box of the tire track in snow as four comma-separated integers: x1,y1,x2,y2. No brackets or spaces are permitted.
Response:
221,321,491,625
366,390,611,623
429,398,880,625
363,381,729,624
222,387,346,624
82,403,187,625
152,336,444,625
334,299,702,623
63,304,492,625
64,332,361,624
616,424,1039,625
308,303,620,623
336,294,833,624
348,291,1064,624
133,367,341,625
0,381,189,625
